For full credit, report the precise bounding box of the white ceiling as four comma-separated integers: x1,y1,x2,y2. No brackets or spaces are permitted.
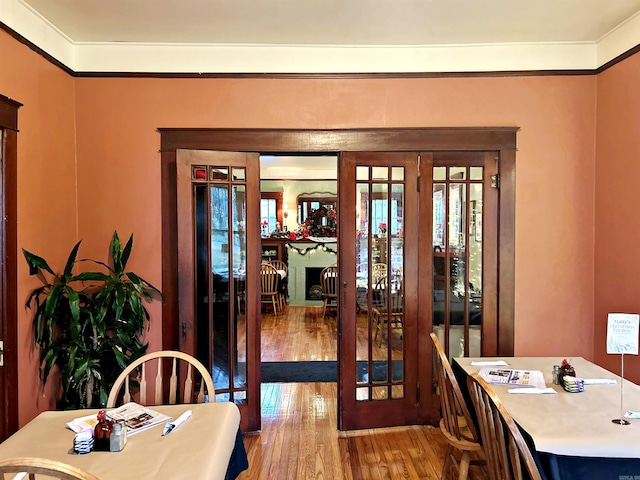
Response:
261,156,337,180
3,0,640,73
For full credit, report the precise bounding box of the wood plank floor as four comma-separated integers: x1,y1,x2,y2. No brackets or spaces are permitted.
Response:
237,306,486,479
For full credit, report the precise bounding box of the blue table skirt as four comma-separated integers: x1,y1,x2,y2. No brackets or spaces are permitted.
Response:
225,430,248,480
517,424,640,480
537,450,640,480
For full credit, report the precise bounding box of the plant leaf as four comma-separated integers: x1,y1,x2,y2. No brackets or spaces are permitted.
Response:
22,249,55,275
63,241,83,277
110,231,122,274
120,234,134,272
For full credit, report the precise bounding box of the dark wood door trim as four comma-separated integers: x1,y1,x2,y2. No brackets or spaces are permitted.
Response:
498,147,516,355
0,93,20,441
159,127,518,361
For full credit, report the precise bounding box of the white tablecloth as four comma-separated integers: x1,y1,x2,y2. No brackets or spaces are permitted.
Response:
0,402,241,479
455,357,640,458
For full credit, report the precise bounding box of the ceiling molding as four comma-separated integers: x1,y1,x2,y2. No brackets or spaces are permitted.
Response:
2,0,640,75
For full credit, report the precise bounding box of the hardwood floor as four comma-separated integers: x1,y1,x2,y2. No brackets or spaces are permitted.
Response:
237,306,485,480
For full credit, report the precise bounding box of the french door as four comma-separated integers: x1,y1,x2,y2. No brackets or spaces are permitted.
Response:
338,151,499,430
339,152,422,429
431,153,499,361
176,149,261,432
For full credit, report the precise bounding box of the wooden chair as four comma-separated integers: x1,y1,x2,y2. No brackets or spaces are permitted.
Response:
467,373,543,480
372,276,404,345
320,264,338,318
0,457,99,480
371,262,387,283
430,333,485,480
260,263,281,314
106,350,215,407
269,259,288,311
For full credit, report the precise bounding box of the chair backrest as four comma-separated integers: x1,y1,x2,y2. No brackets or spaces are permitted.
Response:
106,350,215,407
320,265,338,296
0,457,99,480
467,373,543,480
269,259,287,274
374,276,403,313
260,263,279,294
372,263,387,283
430,332,480,443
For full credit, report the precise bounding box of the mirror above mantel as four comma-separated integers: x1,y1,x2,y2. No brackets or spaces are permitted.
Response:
296,191,337,225
260,155,338,233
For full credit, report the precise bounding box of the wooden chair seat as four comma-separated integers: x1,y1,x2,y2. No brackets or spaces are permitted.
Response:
106,350,215,407
439,418,483,450
0,457,99,480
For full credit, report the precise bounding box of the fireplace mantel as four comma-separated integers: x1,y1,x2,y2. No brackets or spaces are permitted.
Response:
286,242,338,306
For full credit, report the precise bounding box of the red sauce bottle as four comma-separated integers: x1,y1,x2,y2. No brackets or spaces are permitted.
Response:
93,409,113,452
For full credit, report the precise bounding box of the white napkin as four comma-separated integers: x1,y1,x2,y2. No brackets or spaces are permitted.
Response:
624,411,640,419
471,360,509,366
582,378,617,385
507,387,557,395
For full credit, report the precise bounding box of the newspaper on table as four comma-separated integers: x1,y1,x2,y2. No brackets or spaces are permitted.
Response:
478,367,546,389
66,402,172,436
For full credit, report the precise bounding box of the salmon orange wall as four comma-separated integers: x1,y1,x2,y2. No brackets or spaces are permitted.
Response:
594,54,640,377
0,30,79,426
2,27,602,426
73,75,597,361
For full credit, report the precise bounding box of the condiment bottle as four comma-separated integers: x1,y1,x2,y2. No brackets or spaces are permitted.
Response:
552,365,561,385
93,409,113,451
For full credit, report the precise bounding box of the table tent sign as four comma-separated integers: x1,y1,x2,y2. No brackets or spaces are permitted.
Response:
606,313,639,425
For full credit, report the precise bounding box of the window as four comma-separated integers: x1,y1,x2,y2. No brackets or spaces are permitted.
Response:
260,192,283,235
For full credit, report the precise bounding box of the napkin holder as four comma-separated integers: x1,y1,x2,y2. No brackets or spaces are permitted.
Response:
562,375,584,393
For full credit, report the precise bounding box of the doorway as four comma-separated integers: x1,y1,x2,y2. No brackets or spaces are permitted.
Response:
259,154,340,388
161,127,517,432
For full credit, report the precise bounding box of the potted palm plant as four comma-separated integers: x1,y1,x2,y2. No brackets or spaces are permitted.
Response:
23,231,162,409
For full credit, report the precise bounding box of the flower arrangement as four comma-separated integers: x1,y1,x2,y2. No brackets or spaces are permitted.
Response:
378,222,387,235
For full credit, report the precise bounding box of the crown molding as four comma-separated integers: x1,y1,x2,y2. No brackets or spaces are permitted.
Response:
1,0,639,75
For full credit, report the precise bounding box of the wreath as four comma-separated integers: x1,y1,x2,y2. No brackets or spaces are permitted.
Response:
304,205,337,237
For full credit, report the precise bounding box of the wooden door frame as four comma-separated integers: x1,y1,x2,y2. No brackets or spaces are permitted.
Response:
159,128,518,393
0,93,20,441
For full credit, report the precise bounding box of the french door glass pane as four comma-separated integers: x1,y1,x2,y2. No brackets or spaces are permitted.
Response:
194,174,248,404
355,166,405,401
433,165,483,361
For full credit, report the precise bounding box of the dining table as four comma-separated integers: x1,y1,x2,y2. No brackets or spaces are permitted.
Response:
454,356,640,480
0,402,248,480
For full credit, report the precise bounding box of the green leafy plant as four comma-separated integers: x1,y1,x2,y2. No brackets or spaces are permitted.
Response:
23,232,162,409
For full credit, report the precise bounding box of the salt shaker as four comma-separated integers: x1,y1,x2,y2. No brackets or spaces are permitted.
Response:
109,420,127,452
552,365,561,385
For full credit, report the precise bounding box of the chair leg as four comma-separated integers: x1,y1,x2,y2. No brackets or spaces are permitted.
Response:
441,445,454,480
322,299,327,319
458,451,471,480
272,295,278,314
